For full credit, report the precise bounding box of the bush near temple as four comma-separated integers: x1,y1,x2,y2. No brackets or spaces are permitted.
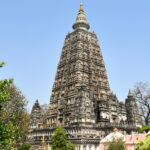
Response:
51,127,75,150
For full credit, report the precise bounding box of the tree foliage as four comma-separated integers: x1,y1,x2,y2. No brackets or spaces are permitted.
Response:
18,144,31,150
138,125,150,133
0,62,13,107
51,127,67,150
0,62,13,105
0,121,16,149
1,84,30,147
133,82,150,125
0,62,30,149
0,62,5,67
0,62,14,149
136,134,150,150
51,127,75,150
107,138,126,150
67,142,75,150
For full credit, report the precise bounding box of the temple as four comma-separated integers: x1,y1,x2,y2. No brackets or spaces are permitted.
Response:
28,4,141,150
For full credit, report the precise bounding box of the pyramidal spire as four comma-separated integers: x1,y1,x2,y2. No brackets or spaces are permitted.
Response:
73,4,90,30
33,99,41,110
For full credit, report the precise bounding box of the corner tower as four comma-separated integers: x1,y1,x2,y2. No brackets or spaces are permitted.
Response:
30,100,42,129
125,90,142,126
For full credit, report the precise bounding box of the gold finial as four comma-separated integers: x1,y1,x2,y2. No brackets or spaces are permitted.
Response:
79,3,84,13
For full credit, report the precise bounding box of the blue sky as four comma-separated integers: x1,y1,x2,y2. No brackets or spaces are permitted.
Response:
0,0,150,111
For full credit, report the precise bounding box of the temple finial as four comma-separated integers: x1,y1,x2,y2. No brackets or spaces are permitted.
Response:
128,89,132,97
79,3,84,13
35,99,39,103
72,4,90,30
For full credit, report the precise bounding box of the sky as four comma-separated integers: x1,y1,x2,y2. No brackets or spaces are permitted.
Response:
0,0,150,112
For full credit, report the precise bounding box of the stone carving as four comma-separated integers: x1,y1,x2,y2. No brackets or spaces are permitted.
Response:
28,4,142,150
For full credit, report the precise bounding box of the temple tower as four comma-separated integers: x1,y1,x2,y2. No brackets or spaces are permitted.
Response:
47,4,111,128
28,4,141,150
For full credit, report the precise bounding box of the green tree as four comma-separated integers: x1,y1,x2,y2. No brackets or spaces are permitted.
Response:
0,121,16,149
51,127,75,150
0,62,14,149
0,62,30,149
136,134,150,150
107,138,126,150
51,127,67,150
18,144,31,150
0,62,13,106
67,142,75,150
1,84,30,147
138,125,150,133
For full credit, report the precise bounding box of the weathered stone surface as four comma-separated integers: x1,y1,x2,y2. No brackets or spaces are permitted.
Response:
28,4,141,150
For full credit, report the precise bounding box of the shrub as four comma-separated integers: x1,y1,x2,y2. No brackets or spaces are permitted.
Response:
107,138,126,150
138,126,150,133
51,127,75,150
136,134,150,150
67,142,75,150
18,144,31,150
